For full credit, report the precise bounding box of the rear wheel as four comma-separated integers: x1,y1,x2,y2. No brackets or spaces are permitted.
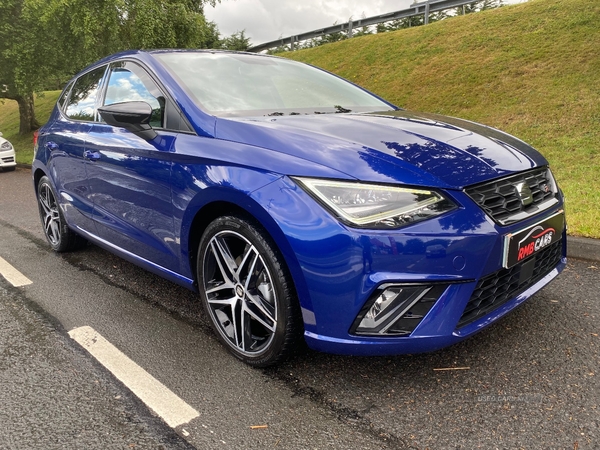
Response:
37,176,86,252
197,216,301,367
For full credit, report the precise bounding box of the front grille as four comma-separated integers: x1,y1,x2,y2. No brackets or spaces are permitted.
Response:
1,157,14,163
457,239,562,328
465,167,558,225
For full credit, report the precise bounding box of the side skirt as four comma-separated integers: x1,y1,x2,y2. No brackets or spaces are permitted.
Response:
73,226,197,292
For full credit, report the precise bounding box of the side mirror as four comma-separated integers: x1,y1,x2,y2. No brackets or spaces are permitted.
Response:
98,101,157,141
0,132,3,137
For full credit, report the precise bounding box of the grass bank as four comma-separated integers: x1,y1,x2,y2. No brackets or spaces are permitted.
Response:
0,91,61,165
1,0,597,237
285,0,600,237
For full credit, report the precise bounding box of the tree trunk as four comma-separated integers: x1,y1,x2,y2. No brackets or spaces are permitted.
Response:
16,93,40,135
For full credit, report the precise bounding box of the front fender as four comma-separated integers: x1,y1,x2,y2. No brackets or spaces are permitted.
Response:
172,165,317,318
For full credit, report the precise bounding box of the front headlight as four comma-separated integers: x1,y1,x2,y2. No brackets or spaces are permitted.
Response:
0,141,12,151
293,177,457,229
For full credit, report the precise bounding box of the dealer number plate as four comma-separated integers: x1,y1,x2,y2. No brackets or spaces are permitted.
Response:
502,210,565,269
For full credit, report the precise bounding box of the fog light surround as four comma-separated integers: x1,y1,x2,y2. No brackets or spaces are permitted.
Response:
351,284,448,336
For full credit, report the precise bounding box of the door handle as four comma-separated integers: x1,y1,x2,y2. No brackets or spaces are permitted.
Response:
83,150,101,161
45,141,59,151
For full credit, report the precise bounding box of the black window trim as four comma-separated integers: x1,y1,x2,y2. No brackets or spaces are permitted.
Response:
101,60,168,130
59,58,195,135
102,58,195,134
57,80,75,112
60,64,109,123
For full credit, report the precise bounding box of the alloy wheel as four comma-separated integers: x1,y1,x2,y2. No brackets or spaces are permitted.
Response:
202,230,278,356
38,181,62,247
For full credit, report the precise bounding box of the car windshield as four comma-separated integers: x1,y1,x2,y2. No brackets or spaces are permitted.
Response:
153,52,394,117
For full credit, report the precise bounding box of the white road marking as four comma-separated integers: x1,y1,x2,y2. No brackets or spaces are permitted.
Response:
0,256,32,287
69,326,199,428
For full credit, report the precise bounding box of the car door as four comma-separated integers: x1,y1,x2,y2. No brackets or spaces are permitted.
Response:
85,60,180,271
45,65,108,234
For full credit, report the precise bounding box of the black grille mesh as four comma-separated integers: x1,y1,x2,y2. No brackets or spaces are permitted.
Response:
457,239,562,328
465,167,557,224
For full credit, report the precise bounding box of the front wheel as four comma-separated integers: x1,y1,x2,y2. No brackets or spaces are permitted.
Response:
197,216,301,367
37,176,86,252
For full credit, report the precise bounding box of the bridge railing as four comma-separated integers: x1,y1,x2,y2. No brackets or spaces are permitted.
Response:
247,0,494,53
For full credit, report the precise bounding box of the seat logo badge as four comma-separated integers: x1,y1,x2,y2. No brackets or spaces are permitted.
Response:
236,285,245,298
515,182,533,206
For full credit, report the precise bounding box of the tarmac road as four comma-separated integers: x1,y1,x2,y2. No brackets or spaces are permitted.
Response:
1,167,599,449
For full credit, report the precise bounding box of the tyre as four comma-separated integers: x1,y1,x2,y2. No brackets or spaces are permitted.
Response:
197,215,301,367
3,166,16,172
37,176,86,252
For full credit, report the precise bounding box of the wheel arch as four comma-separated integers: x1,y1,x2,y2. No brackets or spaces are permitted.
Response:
33,168,47,195
182,188,311,319
186,198,300,281
186,200,252,279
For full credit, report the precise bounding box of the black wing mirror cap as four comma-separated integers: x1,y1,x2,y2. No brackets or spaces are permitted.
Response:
98,101,158,141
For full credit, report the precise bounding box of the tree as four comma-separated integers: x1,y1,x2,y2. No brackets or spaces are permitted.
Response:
267,44,292,55
314,22,347,46
57,0,221,61
351,14,373,37
380,15,424,32
0,0,220,135
0,0,45,133
429,10,449,23
221,30,252,51
456,0,503,15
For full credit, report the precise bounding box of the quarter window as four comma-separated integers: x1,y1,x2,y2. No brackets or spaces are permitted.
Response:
58,80,74,112
65,66,107,121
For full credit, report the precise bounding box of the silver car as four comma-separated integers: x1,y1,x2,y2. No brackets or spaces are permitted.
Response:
0,132,16,172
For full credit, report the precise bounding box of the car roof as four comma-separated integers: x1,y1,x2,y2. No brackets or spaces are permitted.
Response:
72,49,283,81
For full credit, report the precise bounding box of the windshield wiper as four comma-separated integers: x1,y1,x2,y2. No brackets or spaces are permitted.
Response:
334,105,352,113
314,106,353,114
267,111,302,116
267,106,352,116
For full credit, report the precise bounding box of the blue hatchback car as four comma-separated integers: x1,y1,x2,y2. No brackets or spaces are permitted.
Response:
33,50,566,366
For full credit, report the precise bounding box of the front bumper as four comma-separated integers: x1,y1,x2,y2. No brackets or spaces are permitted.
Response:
304,250,565,356
0,149,17,169
255,179,567,356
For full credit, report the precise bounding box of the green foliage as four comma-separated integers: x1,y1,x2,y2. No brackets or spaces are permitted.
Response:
272,0,502,52
456,0,504,15
380,16,424,31
317,27,348,45
284,0,600,238
0,91,60,163
351,14,374,37
51,0,221,65
220,30,252,51
267,44,292,55
0,0,40,95
0,0,220,134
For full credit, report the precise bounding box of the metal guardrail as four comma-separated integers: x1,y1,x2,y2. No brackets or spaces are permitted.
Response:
247,0,483,53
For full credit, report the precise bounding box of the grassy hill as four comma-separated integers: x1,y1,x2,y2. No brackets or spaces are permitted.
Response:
0,0,597,237
285,0,599,238
0,91,60,165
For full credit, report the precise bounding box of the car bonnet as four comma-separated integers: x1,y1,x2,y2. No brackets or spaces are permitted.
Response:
214,110,547,190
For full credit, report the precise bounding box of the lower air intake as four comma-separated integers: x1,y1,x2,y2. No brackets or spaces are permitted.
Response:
458,239,562,328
